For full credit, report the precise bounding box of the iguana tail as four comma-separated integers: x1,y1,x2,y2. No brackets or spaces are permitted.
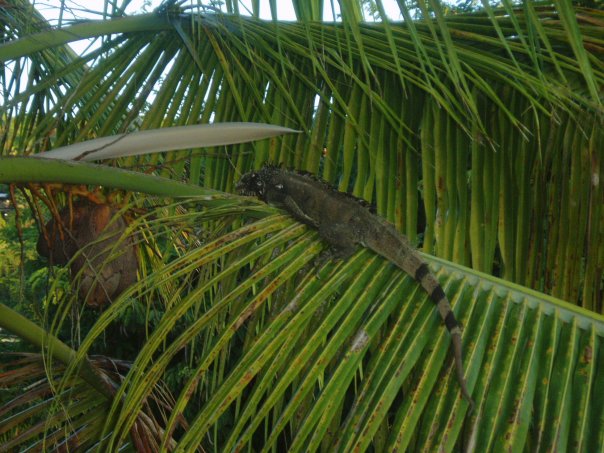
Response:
364,223,474,409
413,261,474,410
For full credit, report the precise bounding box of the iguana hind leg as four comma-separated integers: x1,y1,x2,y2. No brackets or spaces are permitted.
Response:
310,223,358,274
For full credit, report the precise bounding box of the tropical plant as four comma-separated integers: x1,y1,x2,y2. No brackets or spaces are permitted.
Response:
1,0,603,451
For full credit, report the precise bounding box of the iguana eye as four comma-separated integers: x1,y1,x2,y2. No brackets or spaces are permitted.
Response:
256,181,263,187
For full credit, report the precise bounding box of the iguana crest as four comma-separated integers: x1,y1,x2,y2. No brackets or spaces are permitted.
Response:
237,165,376,212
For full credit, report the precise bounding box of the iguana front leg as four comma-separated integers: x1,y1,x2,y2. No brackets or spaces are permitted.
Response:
282,195,358,265
283,195,320,228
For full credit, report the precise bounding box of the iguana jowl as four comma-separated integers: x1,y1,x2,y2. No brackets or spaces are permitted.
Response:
237,165,473,407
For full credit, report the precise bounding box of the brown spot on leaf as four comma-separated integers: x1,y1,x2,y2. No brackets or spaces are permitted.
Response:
583,346,593,364
437,176,445,191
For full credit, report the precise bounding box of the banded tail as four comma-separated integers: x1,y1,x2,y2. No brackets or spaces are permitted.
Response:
363,226,474,409
413,262,474,409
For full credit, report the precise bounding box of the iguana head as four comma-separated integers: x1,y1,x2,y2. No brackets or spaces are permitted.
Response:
236,167,274,198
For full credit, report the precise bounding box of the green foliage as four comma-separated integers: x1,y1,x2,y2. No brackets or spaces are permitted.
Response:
0,194,46,314
2,0,602,309
1,0,604,451
0,159,602,451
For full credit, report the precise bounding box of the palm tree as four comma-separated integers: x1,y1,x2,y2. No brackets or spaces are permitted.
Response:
1,0,603,451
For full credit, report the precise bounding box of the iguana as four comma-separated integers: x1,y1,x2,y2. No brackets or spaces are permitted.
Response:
237,165,474,408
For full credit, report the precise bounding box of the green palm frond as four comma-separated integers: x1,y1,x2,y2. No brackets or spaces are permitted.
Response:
1,1,604,451
1,159,603,451
67,200,604,452
0,351,185,451
1,179,601,449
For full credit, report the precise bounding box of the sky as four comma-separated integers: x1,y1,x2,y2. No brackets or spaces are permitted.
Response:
36,0,404,24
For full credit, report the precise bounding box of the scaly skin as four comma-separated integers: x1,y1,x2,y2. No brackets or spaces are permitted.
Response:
237,165,474,409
